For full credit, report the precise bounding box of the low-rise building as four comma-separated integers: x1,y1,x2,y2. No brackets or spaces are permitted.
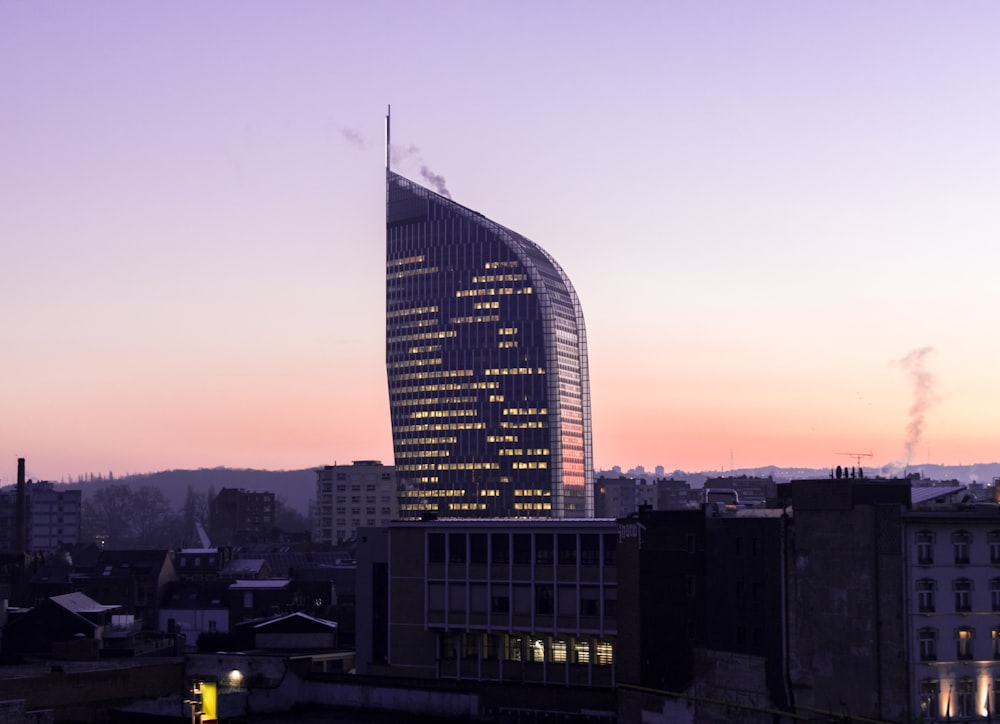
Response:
75,549,177,631
3,591,119,657
594,476,658,518
357,518,618,688
172,547,230,581
228,579,292,627
159,580,230,641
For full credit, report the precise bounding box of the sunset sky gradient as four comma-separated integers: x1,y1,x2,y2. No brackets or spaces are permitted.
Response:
3,2,999,484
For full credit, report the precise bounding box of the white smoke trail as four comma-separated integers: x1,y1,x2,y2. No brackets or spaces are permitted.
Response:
893,346,938,467
339,127,366,148
419,166,451,198
389,143,451,198
343,124,452,198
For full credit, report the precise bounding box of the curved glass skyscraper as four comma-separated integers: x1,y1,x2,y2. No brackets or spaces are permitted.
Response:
386,171,593,519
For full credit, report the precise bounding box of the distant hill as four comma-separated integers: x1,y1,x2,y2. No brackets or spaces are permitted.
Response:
598,463,1000,488
71,467,317,515
19,462,1000,517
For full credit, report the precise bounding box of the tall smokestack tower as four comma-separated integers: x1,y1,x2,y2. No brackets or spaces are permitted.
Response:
15,458,26,555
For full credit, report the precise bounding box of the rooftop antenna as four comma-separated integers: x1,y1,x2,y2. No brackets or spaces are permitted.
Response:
385,104,391,171
835,450,873,467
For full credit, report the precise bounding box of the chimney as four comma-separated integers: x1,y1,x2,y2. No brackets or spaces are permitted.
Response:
15,458,26,555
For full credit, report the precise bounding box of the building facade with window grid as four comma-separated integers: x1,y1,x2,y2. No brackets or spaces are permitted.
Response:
314,461,397,544
208,488,275,546
905,505,1000,722
357,518,617,688
0,480,81,553
386,171,593,519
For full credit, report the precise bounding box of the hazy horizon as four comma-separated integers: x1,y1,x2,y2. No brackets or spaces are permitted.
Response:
7,458,1000,489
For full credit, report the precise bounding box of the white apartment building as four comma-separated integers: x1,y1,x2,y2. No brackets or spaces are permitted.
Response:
314,461,397,545
905,487,1000,721
0,480,81,553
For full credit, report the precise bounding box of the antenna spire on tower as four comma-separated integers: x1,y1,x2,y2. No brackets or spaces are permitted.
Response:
385,105,391,171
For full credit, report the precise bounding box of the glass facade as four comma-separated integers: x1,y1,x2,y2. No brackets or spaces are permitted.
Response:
386,171,593,518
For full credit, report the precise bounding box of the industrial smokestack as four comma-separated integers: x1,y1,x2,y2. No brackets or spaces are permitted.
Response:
15,458,26,555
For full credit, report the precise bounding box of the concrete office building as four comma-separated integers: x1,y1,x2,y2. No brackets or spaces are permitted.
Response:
0,477,81,554
356,518,618,690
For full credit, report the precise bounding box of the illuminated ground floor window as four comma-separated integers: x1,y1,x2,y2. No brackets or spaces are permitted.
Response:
957,677,975,718
919,679,938,720
506,635,523,661
595,640,614,666
921,674,1000,721
445,632,613,666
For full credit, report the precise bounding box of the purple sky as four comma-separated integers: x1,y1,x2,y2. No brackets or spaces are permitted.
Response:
3,2,1000,483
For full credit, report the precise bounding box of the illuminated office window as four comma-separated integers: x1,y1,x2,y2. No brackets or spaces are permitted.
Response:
594,641,614,666
551,639,568,663
957,627,974,660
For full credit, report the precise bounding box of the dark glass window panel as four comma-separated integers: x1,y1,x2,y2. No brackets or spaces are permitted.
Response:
428,534,445,564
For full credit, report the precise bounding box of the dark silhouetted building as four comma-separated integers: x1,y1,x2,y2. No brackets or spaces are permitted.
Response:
617,478,911,722
209,488,275,545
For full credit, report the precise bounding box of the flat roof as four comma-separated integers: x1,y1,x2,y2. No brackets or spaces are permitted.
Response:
911,484,967,505
254,612,337,630
52,592,119,614
388,518,618,530
229,579,290,590
0,657,183,681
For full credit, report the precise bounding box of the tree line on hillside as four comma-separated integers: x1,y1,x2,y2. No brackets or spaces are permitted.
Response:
70,467,317,517
81,484,309,549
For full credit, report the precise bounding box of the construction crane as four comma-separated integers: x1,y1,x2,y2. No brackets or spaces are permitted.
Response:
836,451,874,467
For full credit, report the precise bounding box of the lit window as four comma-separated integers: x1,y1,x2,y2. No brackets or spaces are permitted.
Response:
594,641,614,666
957,627,974,660
919,679,939,720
